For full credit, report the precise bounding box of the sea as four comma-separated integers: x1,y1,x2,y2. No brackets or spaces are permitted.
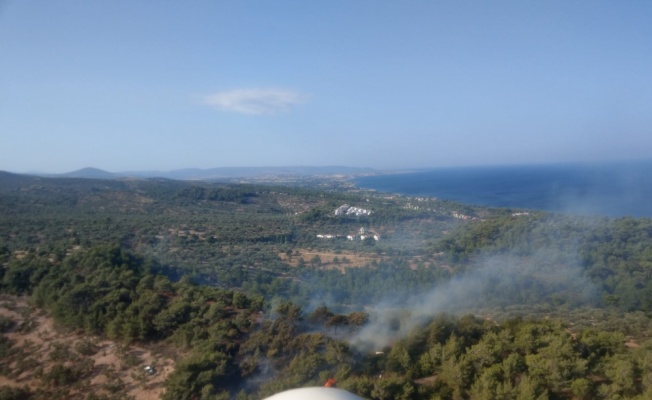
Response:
354,160,652,218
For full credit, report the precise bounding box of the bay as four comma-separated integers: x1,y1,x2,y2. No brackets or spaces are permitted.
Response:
354,161,652,218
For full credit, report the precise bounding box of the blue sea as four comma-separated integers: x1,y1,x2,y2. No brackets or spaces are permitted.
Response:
354,161,652,218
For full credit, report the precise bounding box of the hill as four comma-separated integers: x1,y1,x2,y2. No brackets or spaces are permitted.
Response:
29,165,379,181
0,171,42,190
127,165,378,180
59,167,117,179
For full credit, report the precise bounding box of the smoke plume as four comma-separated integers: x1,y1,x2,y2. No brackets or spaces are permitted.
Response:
351,249,597,350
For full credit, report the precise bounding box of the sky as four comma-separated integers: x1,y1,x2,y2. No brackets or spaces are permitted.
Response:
1,1,651,173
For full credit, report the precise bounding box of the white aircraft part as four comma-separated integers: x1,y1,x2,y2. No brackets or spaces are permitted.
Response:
262,387,365,400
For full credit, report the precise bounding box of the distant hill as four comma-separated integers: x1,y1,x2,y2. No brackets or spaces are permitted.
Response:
0,171,42,190
122,166,378,180
34,166,378,181
59,167,117,179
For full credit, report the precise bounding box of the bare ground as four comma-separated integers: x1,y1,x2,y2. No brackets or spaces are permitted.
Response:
279,249,446,272
0,295,176,399
279,249,381,271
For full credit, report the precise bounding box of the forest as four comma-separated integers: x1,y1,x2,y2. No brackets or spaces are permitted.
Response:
1,171,652,399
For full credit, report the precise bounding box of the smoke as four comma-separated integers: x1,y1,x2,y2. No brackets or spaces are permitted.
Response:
550,160,652,217
350,249,598,351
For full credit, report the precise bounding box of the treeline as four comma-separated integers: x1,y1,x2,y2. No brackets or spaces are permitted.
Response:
355,313,652,400
176,186,257,204
1,244,263,343
435,214,652,311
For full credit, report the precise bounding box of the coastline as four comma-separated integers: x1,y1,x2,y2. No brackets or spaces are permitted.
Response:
352,161,652,218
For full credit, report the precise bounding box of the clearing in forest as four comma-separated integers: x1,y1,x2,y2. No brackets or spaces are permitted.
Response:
0,296,177,400
279,250,445,272
279,249,380,271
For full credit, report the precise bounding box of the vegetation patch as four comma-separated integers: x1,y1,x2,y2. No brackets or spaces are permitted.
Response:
280,249,381,270
0,296,176,399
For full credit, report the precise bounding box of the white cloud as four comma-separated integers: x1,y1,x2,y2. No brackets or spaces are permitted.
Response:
203,88,307,115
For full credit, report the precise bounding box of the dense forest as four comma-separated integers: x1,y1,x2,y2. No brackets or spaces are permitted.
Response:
1,171,652,399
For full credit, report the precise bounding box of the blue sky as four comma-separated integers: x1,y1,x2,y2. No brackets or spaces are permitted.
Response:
1,1,651,173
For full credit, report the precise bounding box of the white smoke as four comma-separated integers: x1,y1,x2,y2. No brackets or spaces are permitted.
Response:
350,249,597,350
